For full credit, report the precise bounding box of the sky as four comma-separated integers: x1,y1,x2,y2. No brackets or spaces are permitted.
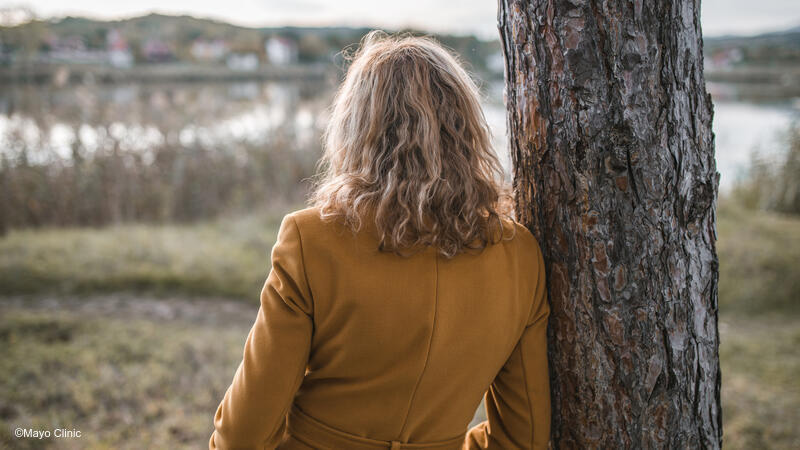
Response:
3,0,800,39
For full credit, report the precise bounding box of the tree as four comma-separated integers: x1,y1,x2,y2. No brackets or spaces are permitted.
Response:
498,0,722,447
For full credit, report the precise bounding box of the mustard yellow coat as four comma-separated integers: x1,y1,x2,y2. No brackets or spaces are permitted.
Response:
209,206,551,449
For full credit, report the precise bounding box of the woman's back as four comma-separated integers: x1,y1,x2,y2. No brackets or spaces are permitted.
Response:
210,207,550,449
290,206,549,446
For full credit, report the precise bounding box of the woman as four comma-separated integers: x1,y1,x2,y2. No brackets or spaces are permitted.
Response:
209,31,550,450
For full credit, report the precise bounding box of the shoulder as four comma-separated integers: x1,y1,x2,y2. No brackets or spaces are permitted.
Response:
281,206,345,247
498,215,542,255
277,207,316,243
285,206,321,225
496,216,545,281
272,207,319,244
502,218,547,310
272,207,327,269
283,206,329,235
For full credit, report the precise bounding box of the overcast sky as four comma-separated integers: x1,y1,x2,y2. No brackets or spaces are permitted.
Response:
7,0,800,38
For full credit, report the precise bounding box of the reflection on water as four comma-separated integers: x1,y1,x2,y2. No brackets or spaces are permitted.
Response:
1,78,798,201
0,81,338,228
0,80,333,166
712,101,797,189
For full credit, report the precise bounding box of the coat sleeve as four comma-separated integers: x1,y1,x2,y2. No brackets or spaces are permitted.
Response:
463,238,551,450
210,213,314,450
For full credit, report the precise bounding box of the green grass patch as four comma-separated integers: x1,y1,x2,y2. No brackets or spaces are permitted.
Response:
0,209,294,300
2,199,797,318
717,199,800,316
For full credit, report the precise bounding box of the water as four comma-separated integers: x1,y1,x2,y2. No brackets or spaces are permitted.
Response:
1,78,797,192
0,80,332,166
711,101,797,189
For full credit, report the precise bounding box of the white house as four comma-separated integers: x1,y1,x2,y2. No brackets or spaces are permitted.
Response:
191,39,228,62
265,37,298,66
106,29,133,68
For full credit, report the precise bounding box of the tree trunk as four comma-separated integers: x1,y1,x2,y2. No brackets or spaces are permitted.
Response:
498,0,722,448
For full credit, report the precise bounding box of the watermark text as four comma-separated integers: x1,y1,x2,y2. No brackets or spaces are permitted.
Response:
14,428,82,439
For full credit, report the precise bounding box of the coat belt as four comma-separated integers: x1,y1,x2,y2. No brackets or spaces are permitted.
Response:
287,404,465,450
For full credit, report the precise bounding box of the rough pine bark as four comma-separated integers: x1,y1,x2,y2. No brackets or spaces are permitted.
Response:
498,0,722,448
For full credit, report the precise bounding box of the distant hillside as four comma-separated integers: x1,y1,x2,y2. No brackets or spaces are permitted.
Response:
704,26,800,67
5,12,795,76
0,13,501,75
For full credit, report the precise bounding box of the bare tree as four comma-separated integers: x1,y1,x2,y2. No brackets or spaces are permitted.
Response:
498,0,722,447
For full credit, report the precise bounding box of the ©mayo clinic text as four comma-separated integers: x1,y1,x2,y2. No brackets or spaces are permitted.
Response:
14,428,82,439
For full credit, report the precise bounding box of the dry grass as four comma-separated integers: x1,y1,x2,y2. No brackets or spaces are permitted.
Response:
719,315,800,449
0,296,256,449
717,198,800,316
0,208,293,300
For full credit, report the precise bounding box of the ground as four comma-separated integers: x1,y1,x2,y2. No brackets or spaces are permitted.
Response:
0,295,256,449
0,201,798,448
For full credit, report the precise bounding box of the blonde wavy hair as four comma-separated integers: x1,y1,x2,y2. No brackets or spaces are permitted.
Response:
309,30,515,258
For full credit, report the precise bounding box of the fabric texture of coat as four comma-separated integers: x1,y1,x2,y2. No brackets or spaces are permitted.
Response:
209,206,551,449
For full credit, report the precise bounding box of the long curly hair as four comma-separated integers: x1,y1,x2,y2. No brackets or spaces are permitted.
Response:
308,30,515,258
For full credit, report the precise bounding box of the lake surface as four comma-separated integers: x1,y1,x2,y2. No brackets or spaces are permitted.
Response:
1,78,797,192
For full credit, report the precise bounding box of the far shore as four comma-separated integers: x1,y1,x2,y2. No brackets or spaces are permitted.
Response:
0,62,336,84
2,62,799,102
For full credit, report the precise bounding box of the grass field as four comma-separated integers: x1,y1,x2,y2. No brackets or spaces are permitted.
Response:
719,315,800,449
0,295,255,449
0,200,798,448
0,208,289,301
716,201,800,316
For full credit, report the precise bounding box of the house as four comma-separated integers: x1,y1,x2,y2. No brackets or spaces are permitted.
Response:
106,29,133,68
265,37,298,65
191,38,229,62
46,35,105,64
142,38,174,63
707,47,743,70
